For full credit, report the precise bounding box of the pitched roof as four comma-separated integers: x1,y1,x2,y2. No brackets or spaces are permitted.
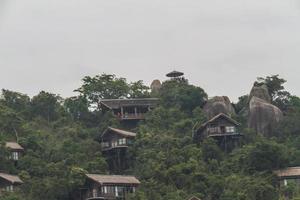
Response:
196,113,240,132
100,98,159,109
274,167,300,178
5,142,24,151
86,174,141,185
102,127,136,138
0,173,23,184
188,196,201,200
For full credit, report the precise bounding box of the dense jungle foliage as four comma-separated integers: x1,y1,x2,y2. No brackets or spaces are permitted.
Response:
1,74,300,200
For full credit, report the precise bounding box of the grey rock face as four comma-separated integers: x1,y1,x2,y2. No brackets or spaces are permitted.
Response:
249,84,271,103
203,96,236,118
150,80,161,93
248,97,283,136
247,83,283,136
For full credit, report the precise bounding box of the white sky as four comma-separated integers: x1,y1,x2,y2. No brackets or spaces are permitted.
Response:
0,0,300,102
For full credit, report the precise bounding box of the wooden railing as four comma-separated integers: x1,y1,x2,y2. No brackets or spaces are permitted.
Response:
101,141,129,151
117,113,146,120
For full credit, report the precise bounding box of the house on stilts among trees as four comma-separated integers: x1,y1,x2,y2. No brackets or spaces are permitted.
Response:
5,142,24,162
100,98,159,122
0,173,23,194
100,127,137,172
194,113,242,152
74,174,140,200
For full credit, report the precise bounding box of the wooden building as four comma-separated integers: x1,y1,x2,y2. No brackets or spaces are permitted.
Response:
101,127,136,173
0,173,23,193
194,113,241,151
5,142,24,161
100,98,159,121
274,167,300,187
101,127,136,152
77,174,140,200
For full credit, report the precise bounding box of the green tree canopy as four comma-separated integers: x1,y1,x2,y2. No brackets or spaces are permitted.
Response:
257,75,291,110
159,79,207,113
76,74,129,109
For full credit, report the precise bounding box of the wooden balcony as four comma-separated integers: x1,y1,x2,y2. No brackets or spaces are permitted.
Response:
85,191,129,200
101,139,131,152
116,113,146,121
208,132,241,138
101,145,129,152
206,129,242,138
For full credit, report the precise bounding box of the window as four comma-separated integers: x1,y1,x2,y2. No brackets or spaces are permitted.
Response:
226,126,235,133
284,179,288,186
92,188,97,197
101,142,109,148
12,152,19,160
102,186,108,194
207,127,220,134
118,138,126,145
6,185,13,192
112,141,118,147
115,186,124,197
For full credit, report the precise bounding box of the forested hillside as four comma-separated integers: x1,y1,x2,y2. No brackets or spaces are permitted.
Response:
1,74,300,200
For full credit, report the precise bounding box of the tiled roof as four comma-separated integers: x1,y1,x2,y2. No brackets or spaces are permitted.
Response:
5,142,24,151
103,127,136,138
274,167,300,178
0,173,23,184
100,98,159,109
197,113,240,132
86,174,140,185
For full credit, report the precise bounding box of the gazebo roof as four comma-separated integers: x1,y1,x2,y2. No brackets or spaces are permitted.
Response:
166,70,184,78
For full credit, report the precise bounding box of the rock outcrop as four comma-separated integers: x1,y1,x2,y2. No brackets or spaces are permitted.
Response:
203,96,236,119
249,83,271,103
150,79,161,94
247,84,283,136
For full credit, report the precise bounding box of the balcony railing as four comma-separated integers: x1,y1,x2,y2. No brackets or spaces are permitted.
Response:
101,140,130,151
116,113,146,120
85,190,129,200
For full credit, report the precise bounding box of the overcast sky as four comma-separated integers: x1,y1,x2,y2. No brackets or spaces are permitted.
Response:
0,0,300,102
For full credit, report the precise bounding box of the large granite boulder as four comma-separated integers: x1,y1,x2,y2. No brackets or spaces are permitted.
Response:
249,83,271,103
247,84,283,136
248,97,283,136
150,79,161,94
203,96,236,118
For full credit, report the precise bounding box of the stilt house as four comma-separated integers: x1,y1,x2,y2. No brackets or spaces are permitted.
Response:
0,173,23,193
100,98,159,121
101,127,136,152
5,142,24,161
274,167,300,187
77,174,140,200
100,127,136,172
194,113,241,151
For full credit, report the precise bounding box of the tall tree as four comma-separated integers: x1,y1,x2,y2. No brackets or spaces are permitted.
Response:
159,79,207,113
0,89,30,114
257,75,291,110
31,91,62,122
64,96,89,121
129,80,150,98
76,74,129,109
